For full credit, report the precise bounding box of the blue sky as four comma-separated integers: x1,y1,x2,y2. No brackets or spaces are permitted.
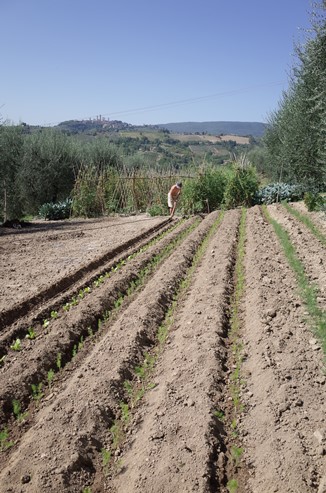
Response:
1,0,314,126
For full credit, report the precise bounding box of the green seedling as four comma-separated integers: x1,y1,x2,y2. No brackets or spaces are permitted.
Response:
78,290,84,299
50,310,58,319
84,286,91,294
10,338,21,351
120,401,129,423
31,382,43,402
26,327,36,340
227,479,238,493
213,409,225,421
101,447,111,476
0,428,14,451
56,352,62,370
63,303,71,312
123,380,133,396
230,445,243,467
78,336,84,351
43,319,50,328
70,297,78,306
82,488,92,493
87,327,94,338
0,355,5,366
134,365,145,380
110,421,124,451
12,399,28,422
72,344,78,358
47,368,55,387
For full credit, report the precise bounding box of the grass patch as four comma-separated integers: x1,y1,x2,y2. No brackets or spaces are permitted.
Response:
282,201,326,246
263,205,326,358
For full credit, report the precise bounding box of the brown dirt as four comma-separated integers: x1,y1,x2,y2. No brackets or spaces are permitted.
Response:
0,205,325,493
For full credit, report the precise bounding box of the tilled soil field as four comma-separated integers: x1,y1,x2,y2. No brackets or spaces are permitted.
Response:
0,205,325,493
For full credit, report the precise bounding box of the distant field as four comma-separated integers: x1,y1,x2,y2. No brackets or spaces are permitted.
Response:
172,133,250,145
120,130,250,145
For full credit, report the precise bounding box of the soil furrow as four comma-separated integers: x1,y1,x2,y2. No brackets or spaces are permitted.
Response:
239,206,326,493
0,217,170,329
105,209,241,493
268,203,326,303
0,217,190,354
0,212,220,493
0,217,200,427
290,202,326,235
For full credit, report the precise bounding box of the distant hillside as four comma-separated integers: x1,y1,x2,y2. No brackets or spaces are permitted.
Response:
156,121,267,137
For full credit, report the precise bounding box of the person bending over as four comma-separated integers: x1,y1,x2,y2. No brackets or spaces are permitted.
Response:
168,182,182,218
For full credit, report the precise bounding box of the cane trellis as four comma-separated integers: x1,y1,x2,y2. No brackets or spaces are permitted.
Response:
72,165,194,217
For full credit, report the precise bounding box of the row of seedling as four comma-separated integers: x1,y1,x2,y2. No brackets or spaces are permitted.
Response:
95,212,225,481
224,208,247,493
1,219,186,366
263,205,326,357
0,220,200,446
282,201,326,247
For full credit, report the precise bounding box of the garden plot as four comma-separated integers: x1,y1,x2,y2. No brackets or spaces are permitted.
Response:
268,203,326,306
0,215,167,326
0,216,200,428
240,206,326,493
0,204,325,493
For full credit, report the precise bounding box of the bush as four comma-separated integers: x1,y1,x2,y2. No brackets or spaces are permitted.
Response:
181,168,228,214
254,182,304,205
147,204,165,216
223,165,259,209
304,191,325,211
39,199,72,220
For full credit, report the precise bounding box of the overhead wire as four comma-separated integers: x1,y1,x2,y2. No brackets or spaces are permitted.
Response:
42,80,285,127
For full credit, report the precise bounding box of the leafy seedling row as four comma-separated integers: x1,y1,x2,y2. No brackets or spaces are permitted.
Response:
0,212,220,489
90,213,226,484
0,218,202,436
0,217,189,362
0,217,172,331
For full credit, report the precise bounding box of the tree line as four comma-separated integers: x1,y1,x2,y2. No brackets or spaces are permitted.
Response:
0,2,325,222
262,1,326,189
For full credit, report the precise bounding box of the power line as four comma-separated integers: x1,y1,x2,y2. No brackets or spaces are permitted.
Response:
43,80,285,127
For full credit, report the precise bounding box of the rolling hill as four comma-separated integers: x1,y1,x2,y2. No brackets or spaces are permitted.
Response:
155,121,267,137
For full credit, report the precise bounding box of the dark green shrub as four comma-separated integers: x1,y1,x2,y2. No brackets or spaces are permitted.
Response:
181,168,228,214
223,166,259,209
147,204,165,216
304,191,325,211
39,199,72,220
